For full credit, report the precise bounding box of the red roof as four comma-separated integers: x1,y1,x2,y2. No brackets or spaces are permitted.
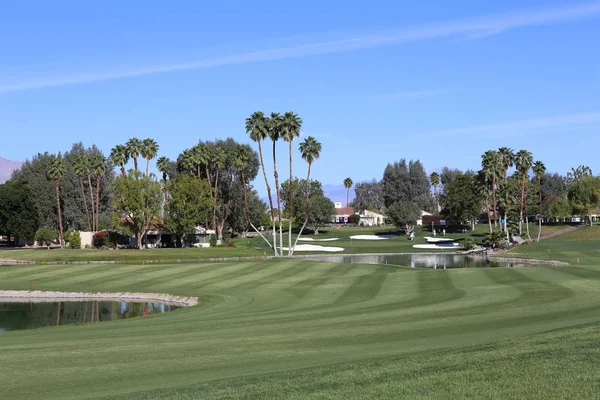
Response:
335,207,354,215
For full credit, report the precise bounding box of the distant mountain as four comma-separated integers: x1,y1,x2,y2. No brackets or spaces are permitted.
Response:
322,184,355,205
0,157,22,183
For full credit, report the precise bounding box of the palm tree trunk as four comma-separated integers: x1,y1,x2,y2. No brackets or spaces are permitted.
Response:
96,173,101,232
54,178,64,247
120,166,126,177
486,197,492,234
519,179,525,236
212,169,219,232
146,158,150,177
241,169,272,249
537,177,542,242
79,177,92,231
86,170,96,231
491,181,498,228
291,162,312,255
288,140,293,257
346,188,349,207
133,156,138,172
272,140,283,256
257,140,278,256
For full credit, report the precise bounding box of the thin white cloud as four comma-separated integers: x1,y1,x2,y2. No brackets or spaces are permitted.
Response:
415,111,600,138
1,2,600,93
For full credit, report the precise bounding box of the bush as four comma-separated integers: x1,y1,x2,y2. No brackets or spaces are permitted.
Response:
461,237,476,250
68,231,81,249
347,214,360,225
35,228,58,248
92,230,120,249
209,233,217,247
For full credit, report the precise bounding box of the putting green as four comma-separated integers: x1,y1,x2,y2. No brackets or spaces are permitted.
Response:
0,258,599,399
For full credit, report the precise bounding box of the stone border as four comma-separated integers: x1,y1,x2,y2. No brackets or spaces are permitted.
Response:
488,257,569,266
0,290,198,306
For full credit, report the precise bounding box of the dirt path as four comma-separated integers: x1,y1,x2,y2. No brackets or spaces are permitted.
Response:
539,225,582,241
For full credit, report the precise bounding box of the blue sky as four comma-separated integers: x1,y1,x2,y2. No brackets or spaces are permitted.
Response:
1,1,599,200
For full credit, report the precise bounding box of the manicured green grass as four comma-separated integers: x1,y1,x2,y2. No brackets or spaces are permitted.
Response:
1,254,599,399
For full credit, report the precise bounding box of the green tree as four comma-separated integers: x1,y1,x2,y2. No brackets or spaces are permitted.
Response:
476,170,494,234
110,144,129,177
566,165,593,185
142,138,159,177
72,156,92,231
92,155,106,232
429,172,440,213
163,174,211,247
48,154,66,246
440,171,482,231
281,179,334,235
387,200,421,234
126,138,143,172
344,177,353,207
247,111,278,256
156,156,171,183
515,149,534,238
547,197,572,222
567,176,600,226
0,180,38,242
112,170,162,249
532,161,547,241
496,176,519,240
352,179,384,213
498,147,515,181
35,228,58,249
382,159,432,211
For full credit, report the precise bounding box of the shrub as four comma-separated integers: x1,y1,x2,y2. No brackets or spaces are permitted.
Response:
92,230,121,249
461,237,476,250
35,228,58,248
209,233,217,247
68,231,81,249
347,214,360,225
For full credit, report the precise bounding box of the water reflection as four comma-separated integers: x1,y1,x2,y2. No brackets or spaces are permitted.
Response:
0,301,179,332
303,254,528,269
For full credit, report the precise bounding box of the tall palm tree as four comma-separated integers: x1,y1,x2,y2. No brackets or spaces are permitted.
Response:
126,138,143,172
191,144,206,179
246,111,278,256
81,155,96,231
110,145,129,177
178,149,195,176
498,147,515,181
291,136,322,254
233,146,253,225
156,156,171,183
429,172,440,213
515,149,533,238
92,155,106,232
211,147,226,231
533,160,547,242
343,177,353,207
48,155,66,247
268,112,284,254
497,178,518,241
481,150,503,228
476,170,493,234
72,156,92,231
281,111,302,256
142,138,159,176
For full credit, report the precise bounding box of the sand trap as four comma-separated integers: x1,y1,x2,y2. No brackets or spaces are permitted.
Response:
0,290,198,306
350,235,397,240
423,237,456,243
413,243,461,250
284,244,345,252
297,238,340,242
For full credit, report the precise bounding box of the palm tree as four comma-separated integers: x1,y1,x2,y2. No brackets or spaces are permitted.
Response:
81,155,96,231
481,150,503,229
429,172,440,213
343,177,353,207
48,155,66,247
178,149,195,176
515,149,533,238
92,155,106,232
126,138,143,172
156,156,171,183
268,112,284,254
110,145,129,177
281,111,302,256
142,138,159,176
533,160,547,242
191,144,206,179
476,170,493,233
211,147,226,231
72,156,92,231
246,111,278,256
291,136,322,254
498,147,515,181
497,178,518,241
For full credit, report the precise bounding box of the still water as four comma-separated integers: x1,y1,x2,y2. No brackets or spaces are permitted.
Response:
304,254,530,269
0,301,179,332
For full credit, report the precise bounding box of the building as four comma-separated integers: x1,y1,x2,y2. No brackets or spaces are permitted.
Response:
333,202,355,223
358,210,385,226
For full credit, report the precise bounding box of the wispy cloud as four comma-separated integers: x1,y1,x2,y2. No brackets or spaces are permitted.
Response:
414,111,600,138
367,89,450,100
1,2,600,93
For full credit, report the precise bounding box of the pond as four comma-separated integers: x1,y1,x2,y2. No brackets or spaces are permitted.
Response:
0,301,179,332
303,254,532,269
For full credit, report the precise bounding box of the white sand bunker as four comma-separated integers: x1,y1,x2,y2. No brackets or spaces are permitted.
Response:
297,238,340,242
284,244,345,252
350,234,397,240
0,290,198,306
